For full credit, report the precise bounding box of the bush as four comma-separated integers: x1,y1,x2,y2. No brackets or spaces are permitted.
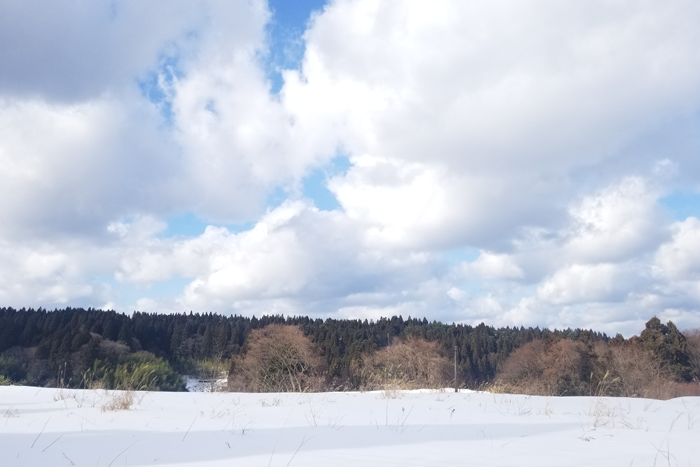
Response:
113,352,185,391
496,338,594,396
495,335,700,399
350,337,452,390
0,354,27,383
604,342,677,399
228,324,326,392
496,340,547,394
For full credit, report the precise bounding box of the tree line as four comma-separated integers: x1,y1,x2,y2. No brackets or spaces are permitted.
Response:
0,306,610,390
10,307,697,399
495,317,700,398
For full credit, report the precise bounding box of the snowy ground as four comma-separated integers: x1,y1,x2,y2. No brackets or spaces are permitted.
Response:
185,377,228,393
1,386,698,467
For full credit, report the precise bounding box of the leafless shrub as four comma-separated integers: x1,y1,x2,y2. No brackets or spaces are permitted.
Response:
591,341,700,399
228,325,327,393
497,339,589,396
543,339,586,393
604,344,675,399
351,337,452,390
496,340,549,395
496,337,695,399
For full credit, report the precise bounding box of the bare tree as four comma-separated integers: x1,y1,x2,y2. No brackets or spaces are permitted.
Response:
605,343,674,399
497,339,590,396
228,325,326,393
351,337,452,390
496,340,548,394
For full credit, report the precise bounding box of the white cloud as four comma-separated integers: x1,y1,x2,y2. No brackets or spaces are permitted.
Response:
127,201,444,315
0,94,187,240
0,0,299,236
283,0,700,248
655,217,700,281
563,177,668,263
0,237,114,308
461,252,524,281
436,175,700,334
1,1,700,336
0,0,205,100
537,263,633,305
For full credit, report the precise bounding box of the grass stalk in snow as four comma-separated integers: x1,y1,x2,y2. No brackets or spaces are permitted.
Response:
107,440,137,467
287,434,311,466
182,416,197,441
41,433,64,452
268,409,294,467
30,416,51,448
62,452,75,465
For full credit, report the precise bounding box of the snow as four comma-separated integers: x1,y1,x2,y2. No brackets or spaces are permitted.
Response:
1,386,698,466
185,377,228,393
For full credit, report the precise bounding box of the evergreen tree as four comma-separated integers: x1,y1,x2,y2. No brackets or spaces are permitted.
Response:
640,317,692,381
201,325,214,359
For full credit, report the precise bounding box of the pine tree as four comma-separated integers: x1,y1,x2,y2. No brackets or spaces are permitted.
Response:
201,325,214,359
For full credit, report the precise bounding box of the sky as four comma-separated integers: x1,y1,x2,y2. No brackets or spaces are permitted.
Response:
1,0,700,336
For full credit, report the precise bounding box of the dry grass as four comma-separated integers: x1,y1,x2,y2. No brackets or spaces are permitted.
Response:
670,382,700,397
101,391,135,412
480,380,515,394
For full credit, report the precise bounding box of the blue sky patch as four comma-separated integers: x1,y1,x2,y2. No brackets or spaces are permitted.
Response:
265,0,328,94
161,212,254,238
303,168,341,211
137,55,182,126
162,155,351,237
660,190,700,221
302,155,351,211
266,185,289,211
444,248,481,264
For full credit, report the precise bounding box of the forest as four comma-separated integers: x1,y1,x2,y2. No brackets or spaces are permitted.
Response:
0,307,698,398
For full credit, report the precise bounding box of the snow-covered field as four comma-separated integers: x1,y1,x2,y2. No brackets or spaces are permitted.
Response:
1,386,698,467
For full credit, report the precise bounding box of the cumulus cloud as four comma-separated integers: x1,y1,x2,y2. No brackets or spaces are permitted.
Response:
0,96,178,239
461,252,524,281
284,0,700,249
655,218,700,281
563,177,669,263
0,0,300,235
108,201,446,317
437,175,700,334
537,263,636,305
0,237,114,309
0,1,199,100
1,0,700,335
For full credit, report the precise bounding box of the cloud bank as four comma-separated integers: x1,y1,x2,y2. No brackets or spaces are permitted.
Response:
1,0,700,335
